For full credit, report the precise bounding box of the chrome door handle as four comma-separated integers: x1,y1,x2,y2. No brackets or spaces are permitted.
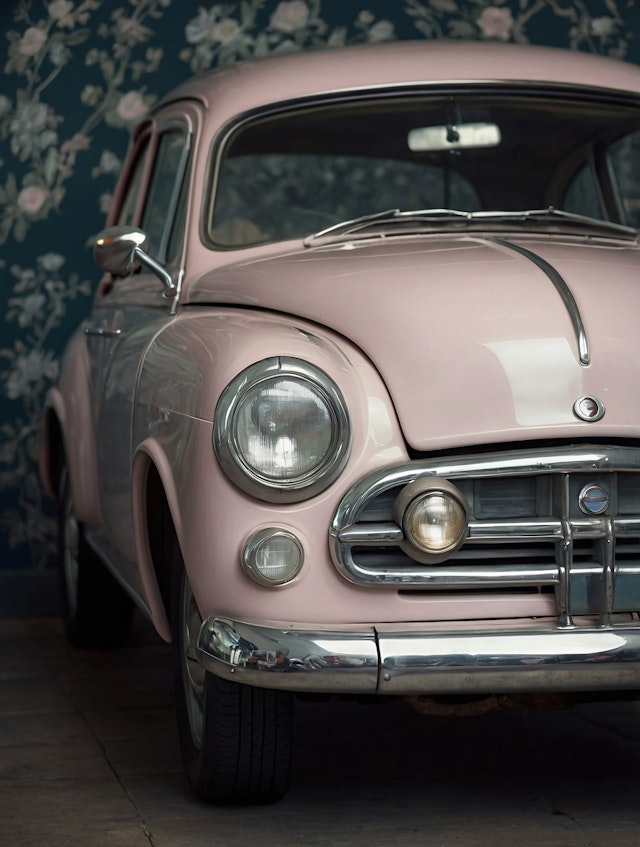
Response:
84,326,123,337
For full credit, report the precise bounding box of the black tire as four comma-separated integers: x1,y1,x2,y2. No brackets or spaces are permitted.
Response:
172,549,294,804
58,468,134,649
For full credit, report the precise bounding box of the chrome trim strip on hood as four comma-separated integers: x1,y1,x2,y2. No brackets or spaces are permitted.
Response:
492,238,590,366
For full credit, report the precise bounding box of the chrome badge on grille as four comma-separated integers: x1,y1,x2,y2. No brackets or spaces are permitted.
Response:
579,484,609,515
573,395,605,422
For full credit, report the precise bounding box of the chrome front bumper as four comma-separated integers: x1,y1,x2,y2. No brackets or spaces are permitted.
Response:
197,616,640,696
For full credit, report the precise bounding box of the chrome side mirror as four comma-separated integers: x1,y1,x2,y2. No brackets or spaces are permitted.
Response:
93,226,176,297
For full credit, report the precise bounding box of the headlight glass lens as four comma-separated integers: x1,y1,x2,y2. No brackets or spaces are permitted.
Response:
243,528,304,586
235,378,333,480
405,491,467,553
215,358,351,502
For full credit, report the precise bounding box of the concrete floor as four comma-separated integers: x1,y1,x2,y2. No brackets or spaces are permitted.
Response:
2,615,640,846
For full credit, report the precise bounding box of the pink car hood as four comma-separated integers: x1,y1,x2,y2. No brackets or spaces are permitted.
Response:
189,235,640,450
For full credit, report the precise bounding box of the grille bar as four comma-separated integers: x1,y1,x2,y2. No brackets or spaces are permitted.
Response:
338,516,640,546
601,516,615,626
330,444,640,623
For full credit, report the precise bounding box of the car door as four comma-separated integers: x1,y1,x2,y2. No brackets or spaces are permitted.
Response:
85,106,196,593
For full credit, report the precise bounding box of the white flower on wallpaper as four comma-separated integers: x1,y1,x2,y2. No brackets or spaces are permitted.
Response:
0,0,636,567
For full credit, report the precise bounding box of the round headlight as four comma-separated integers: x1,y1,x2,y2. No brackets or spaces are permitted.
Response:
215,358,351,502
243,528,304,586
395,478,468,563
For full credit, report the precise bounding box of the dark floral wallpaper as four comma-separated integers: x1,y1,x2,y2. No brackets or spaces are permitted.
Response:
1,0,639,571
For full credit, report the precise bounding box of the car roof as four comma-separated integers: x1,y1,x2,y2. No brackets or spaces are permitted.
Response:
156,40,640,122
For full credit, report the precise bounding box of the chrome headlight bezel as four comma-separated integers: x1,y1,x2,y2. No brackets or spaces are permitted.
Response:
214,357,351,503
242,527,305,586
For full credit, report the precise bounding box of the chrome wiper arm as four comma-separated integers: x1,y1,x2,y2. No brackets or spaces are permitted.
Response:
304,209,400,244
304,208,471,245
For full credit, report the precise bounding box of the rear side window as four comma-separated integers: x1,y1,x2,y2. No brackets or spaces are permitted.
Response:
608,130,640,227
117,137,150,227
563,163,603,220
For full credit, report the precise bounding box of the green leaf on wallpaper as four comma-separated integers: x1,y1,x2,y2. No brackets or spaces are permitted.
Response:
427,0,459,13
0,178,14,203
64,28,92,48
448,19,477,38
13,216,27,242
43,148,58,187
0,216,12,245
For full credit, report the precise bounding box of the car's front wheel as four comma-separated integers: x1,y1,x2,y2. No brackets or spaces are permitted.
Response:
172,551,294,804
58,468,134,649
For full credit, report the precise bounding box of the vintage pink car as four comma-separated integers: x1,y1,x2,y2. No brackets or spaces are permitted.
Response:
41,40,640,803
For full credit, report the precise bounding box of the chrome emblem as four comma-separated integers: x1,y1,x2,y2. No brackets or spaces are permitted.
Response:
573,395,605,422
578,484,609,515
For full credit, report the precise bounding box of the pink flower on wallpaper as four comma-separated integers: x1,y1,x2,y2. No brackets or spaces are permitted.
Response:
17,185,48,214
18,27,46,56
115,91,148,122
270,1,310,33
477,6,514,40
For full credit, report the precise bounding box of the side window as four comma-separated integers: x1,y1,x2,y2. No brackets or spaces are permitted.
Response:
141,128,190,263
117,137,150,226
608,131,640,227
564,162,603,220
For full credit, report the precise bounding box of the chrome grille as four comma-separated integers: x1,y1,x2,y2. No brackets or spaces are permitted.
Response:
329,445,640,623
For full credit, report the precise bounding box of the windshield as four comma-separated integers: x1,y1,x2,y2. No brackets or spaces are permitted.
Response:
208,88,640,248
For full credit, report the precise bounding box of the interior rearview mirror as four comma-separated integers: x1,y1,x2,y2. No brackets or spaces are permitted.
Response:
408,122,501,152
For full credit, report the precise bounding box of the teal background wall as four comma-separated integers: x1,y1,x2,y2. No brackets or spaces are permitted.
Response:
1,0,640,577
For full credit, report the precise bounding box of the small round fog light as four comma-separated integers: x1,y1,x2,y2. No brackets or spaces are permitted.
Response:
394,478,468,563
405,492,467,553
243,528,304,586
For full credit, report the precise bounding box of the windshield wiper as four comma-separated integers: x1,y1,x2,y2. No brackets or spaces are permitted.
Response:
304,208,402,243
304,208,468,244
469,206,638,235
304,206,638,245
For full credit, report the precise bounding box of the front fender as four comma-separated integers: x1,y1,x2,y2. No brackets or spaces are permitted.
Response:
130,308,409,628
